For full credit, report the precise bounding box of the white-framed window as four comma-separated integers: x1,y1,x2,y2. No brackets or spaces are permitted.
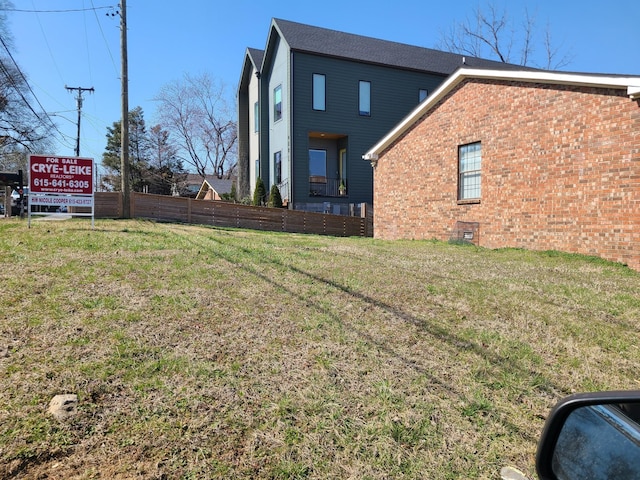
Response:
254,102,259,132
273,85,282,122
359,80,371,116
419,89,429,102
459,142,482,200
313,73,326,111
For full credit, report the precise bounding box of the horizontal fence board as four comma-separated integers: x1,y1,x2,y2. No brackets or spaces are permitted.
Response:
95,193,373,237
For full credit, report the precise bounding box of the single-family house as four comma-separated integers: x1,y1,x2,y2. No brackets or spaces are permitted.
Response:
363,68,640,270
237,18,519,214
196,175,235,200
175,173,206,198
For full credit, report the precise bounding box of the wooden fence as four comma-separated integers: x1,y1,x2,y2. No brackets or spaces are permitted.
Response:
94,192,373,237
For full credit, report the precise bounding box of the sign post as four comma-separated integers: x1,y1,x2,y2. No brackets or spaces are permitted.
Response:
28,155,95,227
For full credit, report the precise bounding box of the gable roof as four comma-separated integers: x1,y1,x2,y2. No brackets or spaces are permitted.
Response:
269,18,526,76
363,68,640,160
247,48,264,70
203,176,234,194
238,47,265,93
195,176,234,200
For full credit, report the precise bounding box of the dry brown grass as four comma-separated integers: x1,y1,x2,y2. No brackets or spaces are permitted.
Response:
0,218,638,479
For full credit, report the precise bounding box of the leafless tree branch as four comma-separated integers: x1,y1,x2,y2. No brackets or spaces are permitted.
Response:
154,73,237,180
436,1,572,69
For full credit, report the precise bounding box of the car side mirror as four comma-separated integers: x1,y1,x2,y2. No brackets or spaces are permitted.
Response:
536,391,640,480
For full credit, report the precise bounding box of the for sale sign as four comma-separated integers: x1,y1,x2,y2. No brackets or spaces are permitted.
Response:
29,155,93,195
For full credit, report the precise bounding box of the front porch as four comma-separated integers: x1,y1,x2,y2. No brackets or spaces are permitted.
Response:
309,176,347,197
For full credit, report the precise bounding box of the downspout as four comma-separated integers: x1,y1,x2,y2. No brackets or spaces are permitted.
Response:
362,152,379,170
288,50,294,209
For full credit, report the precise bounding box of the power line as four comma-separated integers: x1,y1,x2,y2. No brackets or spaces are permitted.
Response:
65,85,94,156
3,6,114,14
91,0,118,76
31,0,65,85
0,34,68,142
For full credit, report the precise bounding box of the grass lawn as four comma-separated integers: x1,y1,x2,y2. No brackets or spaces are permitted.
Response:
1,218,638,479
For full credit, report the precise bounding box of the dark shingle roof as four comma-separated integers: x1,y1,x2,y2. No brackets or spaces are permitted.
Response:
272,18,526,76
247,48,264,69
203,176,234,195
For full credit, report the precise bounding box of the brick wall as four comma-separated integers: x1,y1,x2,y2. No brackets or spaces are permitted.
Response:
374,79,640,270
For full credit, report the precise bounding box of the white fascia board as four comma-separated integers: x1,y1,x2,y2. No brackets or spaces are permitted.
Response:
363,68,640,160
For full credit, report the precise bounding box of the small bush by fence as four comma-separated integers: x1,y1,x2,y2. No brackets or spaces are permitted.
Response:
94,192,373,237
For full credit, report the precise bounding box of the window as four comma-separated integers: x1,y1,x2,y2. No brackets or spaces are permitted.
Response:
459,142,482,200
254,102,259,132
274,151,282,184
309,149,327,178
273,85,282,122
359,81,371,116
419,89,428,102
255,159,260,179
313,74,325,111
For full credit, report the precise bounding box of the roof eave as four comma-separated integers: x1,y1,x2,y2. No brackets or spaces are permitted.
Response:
363,68,640,160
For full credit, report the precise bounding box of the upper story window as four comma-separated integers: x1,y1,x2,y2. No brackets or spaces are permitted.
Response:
359,80,371,116
274,85,282,122
313,74,326,111
254,101,259,132
419,89,429,102
459,142,482,200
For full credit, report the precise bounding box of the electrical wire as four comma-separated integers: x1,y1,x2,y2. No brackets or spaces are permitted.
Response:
83,0,94,86
90,0,118,76
31,0,65,85
0,34,69,143
4,6,113,14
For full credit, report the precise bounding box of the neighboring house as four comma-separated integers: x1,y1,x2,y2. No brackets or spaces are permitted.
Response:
173,173,205,198
237,18,519,214
196,176,234,200
363,68,640,270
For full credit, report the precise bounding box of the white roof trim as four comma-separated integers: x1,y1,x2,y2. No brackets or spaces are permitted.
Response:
363,68,640,159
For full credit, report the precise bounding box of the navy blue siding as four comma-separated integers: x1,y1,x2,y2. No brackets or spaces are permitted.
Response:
291,52,446,208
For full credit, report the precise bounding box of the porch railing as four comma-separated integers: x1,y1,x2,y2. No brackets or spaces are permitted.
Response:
309,177,347,197
277,179,290,203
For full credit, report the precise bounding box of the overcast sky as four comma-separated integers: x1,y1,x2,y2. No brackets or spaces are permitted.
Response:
6,0,639,166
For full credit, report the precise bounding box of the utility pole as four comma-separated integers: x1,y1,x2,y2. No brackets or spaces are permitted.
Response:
120,0,131,218
65,85,94,157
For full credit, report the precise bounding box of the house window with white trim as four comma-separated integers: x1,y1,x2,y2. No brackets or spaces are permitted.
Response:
458,142,481,200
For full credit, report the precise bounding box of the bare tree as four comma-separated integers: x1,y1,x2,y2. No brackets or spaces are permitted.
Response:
436,2,572,70
0,35,53,163
154,73,237,180
146,124,185,195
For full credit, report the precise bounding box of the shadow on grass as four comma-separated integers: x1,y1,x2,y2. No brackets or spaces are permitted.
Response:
172,227,567,442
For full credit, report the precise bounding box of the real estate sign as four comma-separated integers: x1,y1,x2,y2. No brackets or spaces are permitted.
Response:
27,154,95,227
29,155,93,195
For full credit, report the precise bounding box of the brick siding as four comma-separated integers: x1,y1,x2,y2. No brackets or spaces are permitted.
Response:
374,79,640,270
